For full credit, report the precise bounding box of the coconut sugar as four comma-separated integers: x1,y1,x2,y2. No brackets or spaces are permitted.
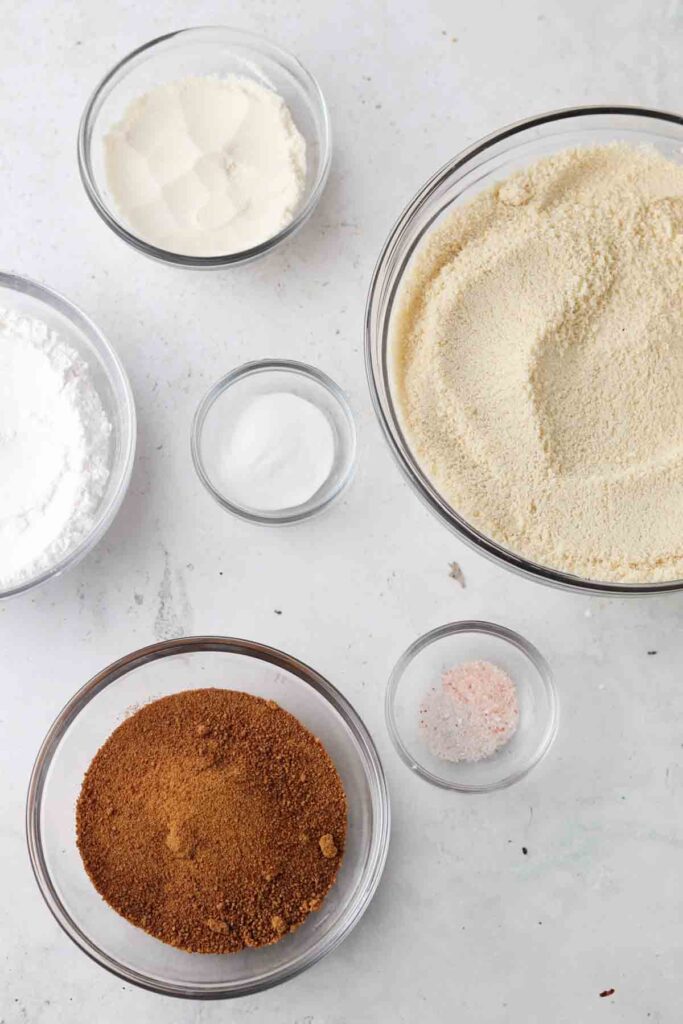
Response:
76,688,347,953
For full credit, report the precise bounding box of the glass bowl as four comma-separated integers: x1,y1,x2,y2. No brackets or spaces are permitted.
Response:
386,621,558,792
365,105,683,595
26,636,390,999
191,359,356,524
0,272,136,600
78,27,331,268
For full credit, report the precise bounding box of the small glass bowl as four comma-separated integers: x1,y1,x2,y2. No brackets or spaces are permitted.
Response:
26,636,390,999
386,621,558,792
0,272,136,599
191,359,356,524
78,27,331,268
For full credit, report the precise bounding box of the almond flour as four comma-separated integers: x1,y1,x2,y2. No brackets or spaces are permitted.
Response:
393,144,683,583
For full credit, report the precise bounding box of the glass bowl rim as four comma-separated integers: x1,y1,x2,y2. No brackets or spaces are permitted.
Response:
365,104,683,596
190,358,357,524
385,619,559,793
77,25,332,268
0,270,136,600
26,635,391,999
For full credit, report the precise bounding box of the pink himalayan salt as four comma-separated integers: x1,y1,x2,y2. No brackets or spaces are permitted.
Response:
419,660,519,763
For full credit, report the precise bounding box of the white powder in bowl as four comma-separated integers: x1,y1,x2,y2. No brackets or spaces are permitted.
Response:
104,75,307,257
224,392,335,511
0,308,112,590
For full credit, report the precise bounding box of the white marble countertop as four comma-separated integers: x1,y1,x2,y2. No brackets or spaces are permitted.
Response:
2,1,682,1021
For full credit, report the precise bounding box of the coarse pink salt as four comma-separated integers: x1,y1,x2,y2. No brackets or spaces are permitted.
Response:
419,660,519,763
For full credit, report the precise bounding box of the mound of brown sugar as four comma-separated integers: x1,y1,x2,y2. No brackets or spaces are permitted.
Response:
76,688,347,954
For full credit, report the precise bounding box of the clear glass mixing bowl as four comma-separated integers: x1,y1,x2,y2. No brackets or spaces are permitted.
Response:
0,272,136,599
365,106,683,595
78,27,331,268
26,637,390,999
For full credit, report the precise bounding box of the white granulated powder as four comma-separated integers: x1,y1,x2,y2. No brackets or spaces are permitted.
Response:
104,75,307,257
394,144,683,583
224,392,335,511
0,308,112,589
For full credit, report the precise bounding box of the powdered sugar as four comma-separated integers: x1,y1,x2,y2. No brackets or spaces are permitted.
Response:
419,660,519,763
0,307,112,589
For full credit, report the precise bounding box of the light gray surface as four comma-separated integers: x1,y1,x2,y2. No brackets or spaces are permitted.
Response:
1,0,682,1020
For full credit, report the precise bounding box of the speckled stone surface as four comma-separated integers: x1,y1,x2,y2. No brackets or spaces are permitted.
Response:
1,1,682,1021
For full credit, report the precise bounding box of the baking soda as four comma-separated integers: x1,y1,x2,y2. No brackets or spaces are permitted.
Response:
224,392,334,511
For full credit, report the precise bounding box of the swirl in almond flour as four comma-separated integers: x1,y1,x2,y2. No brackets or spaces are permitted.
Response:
393,144,683,583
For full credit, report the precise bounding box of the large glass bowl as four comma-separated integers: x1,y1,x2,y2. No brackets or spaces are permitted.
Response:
0,272,136,599
26,637,390,999
78,27,331,268
365,106,683,595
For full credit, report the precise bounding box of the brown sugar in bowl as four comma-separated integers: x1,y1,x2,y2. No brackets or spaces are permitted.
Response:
76,688,347,954
27,637,390,998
